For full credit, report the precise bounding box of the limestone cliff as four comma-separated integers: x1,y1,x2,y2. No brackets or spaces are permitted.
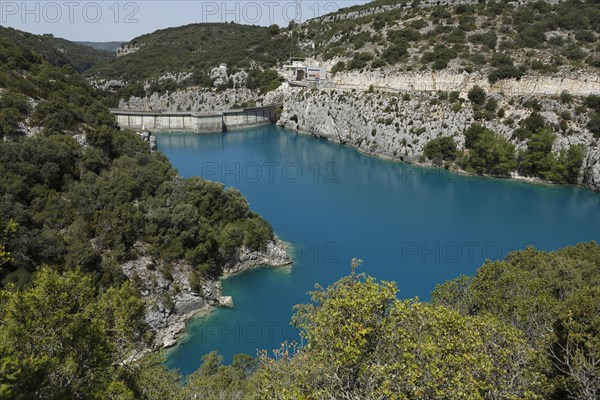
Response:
278,87,600,191
332,70,600,97
118,86,287,112
121,239,291,349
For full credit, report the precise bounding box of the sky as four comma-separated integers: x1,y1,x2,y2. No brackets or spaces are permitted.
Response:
0,0,371,42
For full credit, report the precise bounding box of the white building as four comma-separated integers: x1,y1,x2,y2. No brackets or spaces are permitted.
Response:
284,59,328,87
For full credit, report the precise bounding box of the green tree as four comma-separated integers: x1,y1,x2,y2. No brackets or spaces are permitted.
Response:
246,69,283,94
259,260,544,399
331,61,345,75
0,219,15,271
464,124,485,149
465,129,516,176
468,85,486,105
519,127,556,178
268,24,280,36
184,352,259,399
550,287,600,400
423,136,458,165
0,267,146,398
433,243,600,398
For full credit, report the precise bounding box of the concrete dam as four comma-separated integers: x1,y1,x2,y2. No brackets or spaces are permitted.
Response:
110,104,279,133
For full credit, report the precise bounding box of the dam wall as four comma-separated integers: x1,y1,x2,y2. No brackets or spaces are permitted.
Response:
110,104,278,133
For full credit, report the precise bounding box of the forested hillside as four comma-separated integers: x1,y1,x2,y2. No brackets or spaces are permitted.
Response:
0,26,114,72
89,0,599,96
4,243,591,398
0,30,277,398
87,22,294,103
303,0,599,77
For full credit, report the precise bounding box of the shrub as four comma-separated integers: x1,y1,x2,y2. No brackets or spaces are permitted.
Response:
423,136,458,164
268,24,280,35
331,61,345,75
517,25,546,48
246,69,283,94
465,129,516,176
560,91,573,104
348,52,373,70
489,65,523,83
523,98,542,112
371,58,386,69
485,98,498,112
464,124,485,149
468,86,486,105
588,113,600,138
521,112,546,132
584,95,600,112
381,43,407,64
387,29,421,43
488,53,523,83
574,30,595,43
468,31,497,49
421,45,457,70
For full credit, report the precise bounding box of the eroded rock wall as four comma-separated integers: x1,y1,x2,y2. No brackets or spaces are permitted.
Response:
278,87,600,191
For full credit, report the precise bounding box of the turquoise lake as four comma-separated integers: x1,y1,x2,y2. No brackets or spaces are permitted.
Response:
156,125,600,375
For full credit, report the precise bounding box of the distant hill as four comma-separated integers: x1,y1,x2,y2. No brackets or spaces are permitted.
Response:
297,0,599,78
0,26,114,72
86,22,297,83
75,41,124,53
90,0,599,83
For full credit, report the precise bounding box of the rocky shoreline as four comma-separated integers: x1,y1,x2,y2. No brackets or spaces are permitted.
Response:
121,239,292,351
276,87,600,192
117,82,600,193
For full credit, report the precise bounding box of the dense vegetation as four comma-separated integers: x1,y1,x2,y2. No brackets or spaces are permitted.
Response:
0,33,116,141
0,33,273,288
88,22,298,99
419,85,588,183
0,26,113,72
0,133,272,288
0,32,275,397
302,0,599,79
87,0,600,87
8,244,593,398
422,135,457,165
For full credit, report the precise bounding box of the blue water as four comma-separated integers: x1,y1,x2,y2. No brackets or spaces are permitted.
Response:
157,125,600,375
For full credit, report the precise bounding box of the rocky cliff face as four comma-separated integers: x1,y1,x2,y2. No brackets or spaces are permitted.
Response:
121,239,291,349
118,86,287,112
113,73,599,191
223,239,292,276
278,87,600,191
333,70,600,97
116,43,143,57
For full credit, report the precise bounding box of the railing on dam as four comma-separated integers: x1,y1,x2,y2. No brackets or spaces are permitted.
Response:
110,104,281,133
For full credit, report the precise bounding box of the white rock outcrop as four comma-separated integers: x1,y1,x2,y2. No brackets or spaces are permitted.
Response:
121,239,291,349
278,87,600,191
